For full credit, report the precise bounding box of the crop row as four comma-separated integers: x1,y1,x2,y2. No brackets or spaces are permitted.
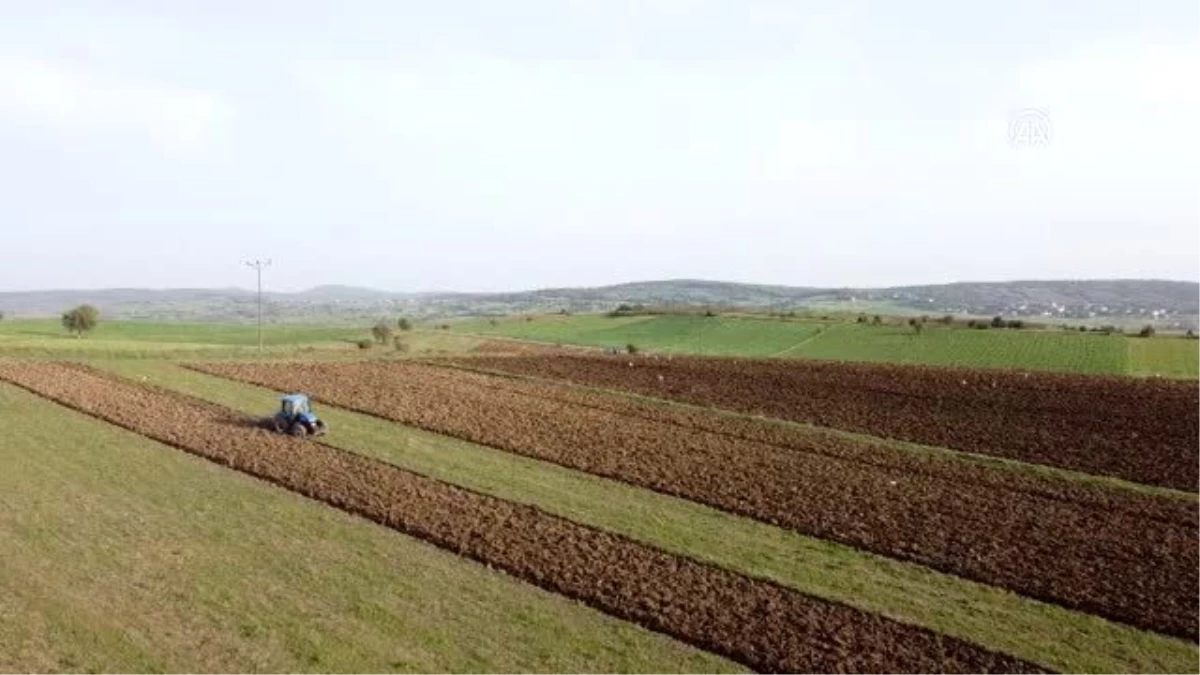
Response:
0,362,1040,674
191,361,1199,639
454,354,1200,491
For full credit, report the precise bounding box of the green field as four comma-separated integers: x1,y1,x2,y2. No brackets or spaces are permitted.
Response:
1127,336,1200,378
458,314,826,356
0,382,736,673
459,314,1199,378
793,324,1130,374
0,319,484,359
6,315,1194,378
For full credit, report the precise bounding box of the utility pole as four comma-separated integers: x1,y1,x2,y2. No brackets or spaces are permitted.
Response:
245,259,271,353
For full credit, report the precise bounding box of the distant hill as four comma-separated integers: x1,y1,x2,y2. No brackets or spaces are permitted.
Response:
0,278,1195,327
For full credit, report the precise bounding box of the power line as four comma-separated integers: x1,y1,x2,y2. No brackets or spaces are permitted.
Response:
244,259,271,353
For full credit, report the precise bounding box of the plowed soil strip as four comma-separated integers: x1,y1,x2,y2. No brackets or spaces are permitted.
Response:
190,361,1199,640
432,358,1195,523
454,354,1200,491
0,363,1039,674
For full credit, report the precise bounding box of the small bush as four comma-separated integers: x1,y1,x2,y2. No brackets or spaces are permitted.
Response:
396,317,413,331
1185,329,1196,339
1138,325,1156,338
856,314,867,324
940,315,954,325
625,343,638,354
974,322,989,330
871,315,882,326
1006,320,1025,330
704,309,716,317
1078,326,1088,332
356,339,374,349
372,320,393,344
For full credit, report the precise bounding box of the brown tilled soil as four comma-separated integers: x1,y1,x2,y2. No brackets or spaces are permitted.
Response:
453,354,1200,491
0,362,1042,674
189,360,1199,640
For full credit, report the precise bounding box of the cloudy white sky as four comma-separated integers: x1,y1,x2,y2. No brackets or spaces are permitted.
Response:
1,0,1197,292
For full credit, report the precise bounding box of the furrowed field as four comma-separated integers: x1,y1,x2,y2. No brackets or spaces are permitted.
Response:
0,316,1197,672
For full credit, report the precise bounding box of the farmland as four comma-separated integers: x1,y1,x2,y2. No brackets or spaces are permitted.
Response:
0,318,484,359
453,355,1199,490
189,359,1199,640
457,314,827,357
0,380,731,673
0,362,1036,674
457,313,1198,377
1,318,1198,673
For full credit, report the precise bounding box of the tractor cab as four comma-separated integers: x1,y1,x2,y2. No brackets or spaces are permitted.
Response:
269,393,328,437
280,394,314,421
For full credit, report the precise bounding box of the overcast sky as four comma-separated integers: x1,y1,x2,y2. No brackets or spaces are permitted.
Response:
1,1,1197,292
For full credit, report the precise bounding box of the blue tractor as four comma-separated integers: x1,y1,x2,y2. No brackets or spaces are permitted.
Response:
268,393,328,437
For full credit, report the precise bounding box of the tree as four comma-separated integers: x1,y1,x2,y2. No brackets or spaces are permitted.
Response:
991,315,1005,328
940,315,954,325
1138,324,1156,338
396,317,413,331
856,313,867,324
372,320,394,344
871,315,882,326
61,304,99,338
625,343,638,354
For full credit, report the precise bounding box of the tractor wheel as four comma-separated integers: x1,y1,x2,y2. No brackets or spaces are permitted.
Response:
271,418,286,433
314,420,328,436
289,422,308,438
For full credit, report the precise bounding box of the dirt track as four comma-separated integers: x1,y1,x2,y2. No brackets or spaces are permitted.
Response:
0,362,1041,674
454,354,1200,491
191,360,1199,640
